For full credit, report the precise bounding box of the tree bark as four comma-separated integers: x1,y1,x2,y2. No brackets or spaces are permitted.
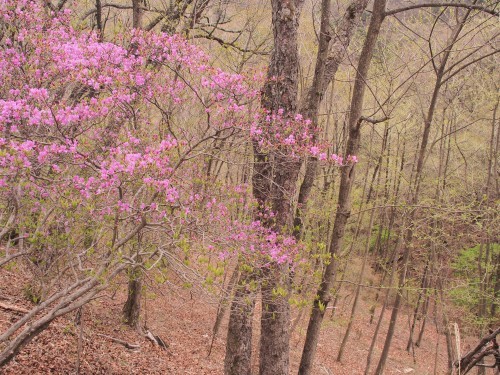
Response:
132,0,143,29
365,223,406,375
336,195,379,362
95,0,103,40
337,126,385,362
224,269,257,375
123,266,142,330
225,1,305,373
298,1,387,373
257,3,305,373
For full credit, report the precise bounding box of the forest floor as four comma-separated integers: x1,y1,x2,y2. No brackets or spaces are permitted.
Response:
0,264,476,375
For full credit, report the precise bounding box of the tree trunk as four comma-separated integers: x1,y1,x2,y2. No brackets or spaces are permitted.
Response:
132,0,143,29
337,128,385,361
365,223,405,375
225,2,305,372
256,2,306,373
0,271,114,367
95,0,103,40
298,1,387,373
294,0,370,239
374,235,412,375
123,235,143,330
123,266,142,330
336,196,379,362
208,264,239,357
407,263,428,351
224,269,257,375
259,265,292,375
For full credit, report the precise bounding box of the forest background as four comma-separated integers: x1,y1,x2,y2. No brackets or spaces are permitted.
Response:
0,0,498,374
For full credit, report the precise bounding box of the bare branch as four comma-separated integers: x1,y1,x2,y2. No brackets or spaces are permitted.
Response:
385,2,500,17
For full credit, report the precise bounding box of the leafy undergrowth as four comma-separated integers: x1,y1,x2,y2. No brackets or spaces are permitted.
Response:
1,266,474,374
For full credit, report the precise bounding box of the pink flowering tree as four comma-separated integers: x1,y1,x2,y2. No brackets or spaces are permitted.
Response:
0,0,259,364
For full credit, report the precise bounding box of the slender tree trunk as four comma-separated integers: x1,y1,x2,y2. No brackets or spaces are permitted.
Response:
0,268,116,367
416,288,431,347
374,224,413,375
336,195,379,362
365,223,406,375
298,2,387,373
337,124,386,361
95,0,103,40
208,264,239,357
294,0,370,239
406,263,428,351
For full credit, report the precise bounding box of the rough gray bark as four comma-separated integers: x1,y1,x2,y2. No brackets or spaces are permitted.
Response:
298,1,388,373
224,269,257,375
224,2,305,372
257,2,305,373
226,0,368,374
132,0,143,29
123,265,142,330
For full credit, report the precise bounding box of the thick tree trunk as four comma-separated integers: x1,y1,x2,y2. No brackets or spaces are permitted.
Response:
255,2,305,373
123,267,142,330
224,269,257,375
132,0,143,29
298,2,387,373
259,265,292,375
224,4,304,371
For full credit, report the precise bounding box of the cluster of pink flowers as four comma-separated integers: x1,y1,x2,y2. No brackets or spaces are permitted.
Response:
0,0,356,268
223,220,301,265
0,0,255,249
250,109,357,166
250,110,318,156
